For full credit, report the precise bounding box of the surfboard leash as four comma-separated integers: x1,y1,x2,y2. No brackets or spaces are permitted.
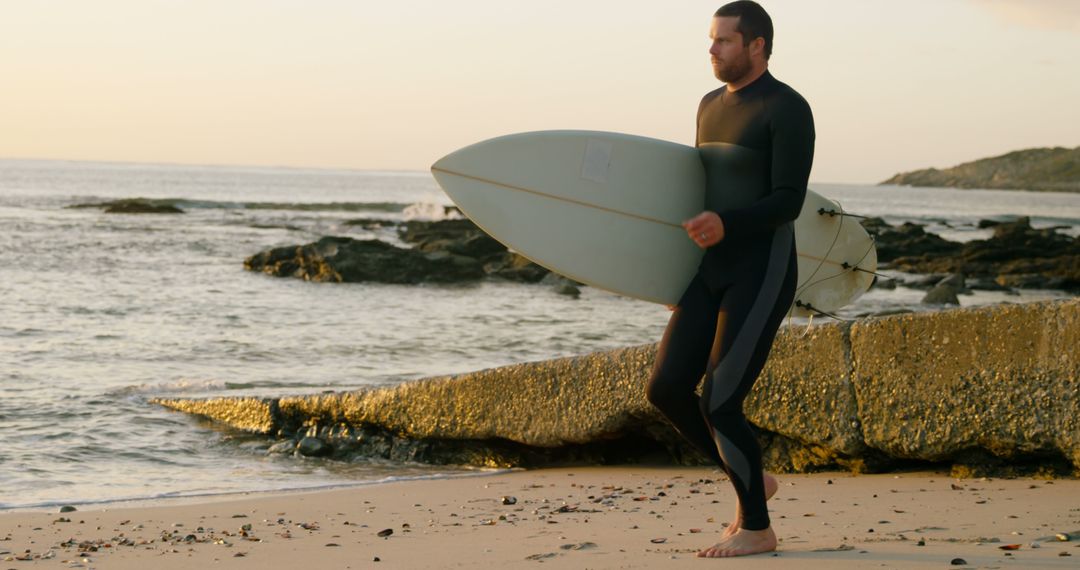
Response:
791,312,815,337
787,299,852,340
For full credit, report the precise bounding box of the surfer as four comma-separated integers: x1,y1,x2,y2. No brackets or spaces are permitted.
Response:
646,1,815,558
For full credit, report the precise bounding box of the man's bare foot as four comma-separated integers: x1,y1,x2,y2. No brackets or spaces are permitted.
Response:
697,526,777,558
721,472,779,538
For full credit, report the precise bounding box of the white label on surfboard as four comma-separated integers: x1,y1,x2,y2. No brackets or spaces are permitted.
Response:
581,139,613,184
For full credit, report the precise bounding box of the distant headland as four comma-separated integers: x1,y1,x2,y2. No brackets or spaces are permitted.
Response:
881,146,1080,193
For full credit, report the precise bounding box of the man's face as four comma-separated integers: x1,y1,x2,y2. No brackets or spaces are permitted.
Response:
708,16,751,84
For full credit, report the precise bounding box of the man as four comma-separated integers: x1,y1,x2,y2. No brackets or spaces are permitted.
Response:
645,1,814,558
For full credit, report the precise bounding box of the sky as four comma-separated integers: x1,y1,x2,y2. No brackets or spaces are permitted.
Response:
2,0,1078,184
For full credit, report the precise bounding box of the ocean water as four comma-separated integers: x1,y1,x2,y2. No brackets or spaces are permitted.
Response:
1,158,1077,510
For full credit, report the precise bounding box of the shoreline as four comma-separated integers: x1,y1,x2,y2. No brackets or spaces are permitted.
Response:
0,468,516,515
3,466,1078,569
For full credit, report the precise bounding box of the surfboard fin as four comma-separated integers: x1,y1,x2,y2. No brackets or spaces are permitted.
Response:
817,207,870,220
794,300,853,322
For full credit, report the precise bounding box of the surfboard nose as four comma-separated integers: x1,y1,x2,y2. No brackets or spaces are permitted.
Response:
430,150,453,174
430,152,451,175
431,142,481,181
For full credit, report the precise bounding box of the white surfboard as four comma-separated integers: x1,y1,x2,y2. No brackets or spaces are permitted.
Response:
431,130,875,317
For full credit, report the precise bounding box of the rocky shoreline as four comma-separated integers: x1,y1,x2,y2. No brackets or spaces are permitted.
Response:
68,197,1078,303
244,216,591,293
246,215,1079,298
861,216,1080,304
155,299,1080,478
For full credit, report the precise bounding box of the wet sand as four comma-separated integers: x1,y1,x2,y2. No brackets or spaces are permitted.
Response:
2,467,1078,569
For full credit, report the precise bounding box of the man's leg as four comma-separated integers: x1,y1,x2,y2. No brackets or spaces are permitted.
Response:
698,225,797,558
645,274,724,466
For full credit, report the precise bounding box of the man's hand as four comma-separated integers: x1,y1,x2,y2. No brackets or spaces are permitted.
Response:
683,211,725,249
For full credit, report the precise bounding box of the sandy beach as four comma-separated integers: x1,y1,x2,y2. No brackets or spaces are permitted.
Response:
3,467,1077,569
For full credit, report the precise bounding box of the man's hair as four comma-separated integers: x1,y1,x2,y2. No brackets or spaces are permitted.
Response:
714,1,774,60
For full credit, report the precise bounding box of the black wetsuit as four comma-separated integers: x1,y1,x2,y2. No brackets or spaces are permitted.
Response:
646,70,814,531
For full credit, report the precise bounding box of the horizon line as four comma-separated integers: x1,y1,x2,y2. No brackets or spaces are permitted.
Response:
0,155,878,187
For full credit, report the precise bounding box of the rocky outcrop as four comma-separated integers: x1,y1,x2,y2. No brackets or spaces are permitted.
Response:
244,236,485,284
245,219,571,286
881,146,1080,192
887,218,1080,292
156,298,1080,476
395,219,555,283
68,198,185,214
921,277,962,305
850,300,1079,474
859,217,963,264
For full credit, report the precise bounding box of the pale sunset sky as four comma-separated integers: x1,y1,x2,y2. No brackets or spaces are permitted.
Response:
2,0,1078,183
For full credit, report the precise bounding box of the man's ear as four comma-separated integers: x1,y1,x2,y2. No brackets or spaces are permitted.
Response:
750,36,766,58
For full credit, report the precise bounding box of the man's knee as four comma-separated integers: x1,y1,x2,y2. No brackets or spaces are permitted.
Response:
702,401,745,429
645,373,680,410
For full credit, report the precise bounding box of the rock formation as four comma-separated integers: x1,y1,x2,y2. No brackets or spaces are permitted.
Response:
245,219,578,287
244,236,485,284
68,198,185,214
156,298,1080,476
882,146,1080,192
885,218,1080,292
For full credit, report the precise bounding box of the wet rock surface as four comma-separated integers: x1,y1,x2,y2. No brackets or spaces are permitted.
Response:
244,236,486,284
155,299,1080,476
860,217,962,264
246,219,555,284
297,436,333,457
863,217,1080,292
921,277,963,305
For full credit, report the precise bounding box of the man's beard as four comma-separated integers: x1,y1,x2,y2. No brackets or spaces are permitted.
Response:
713,50,751,84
